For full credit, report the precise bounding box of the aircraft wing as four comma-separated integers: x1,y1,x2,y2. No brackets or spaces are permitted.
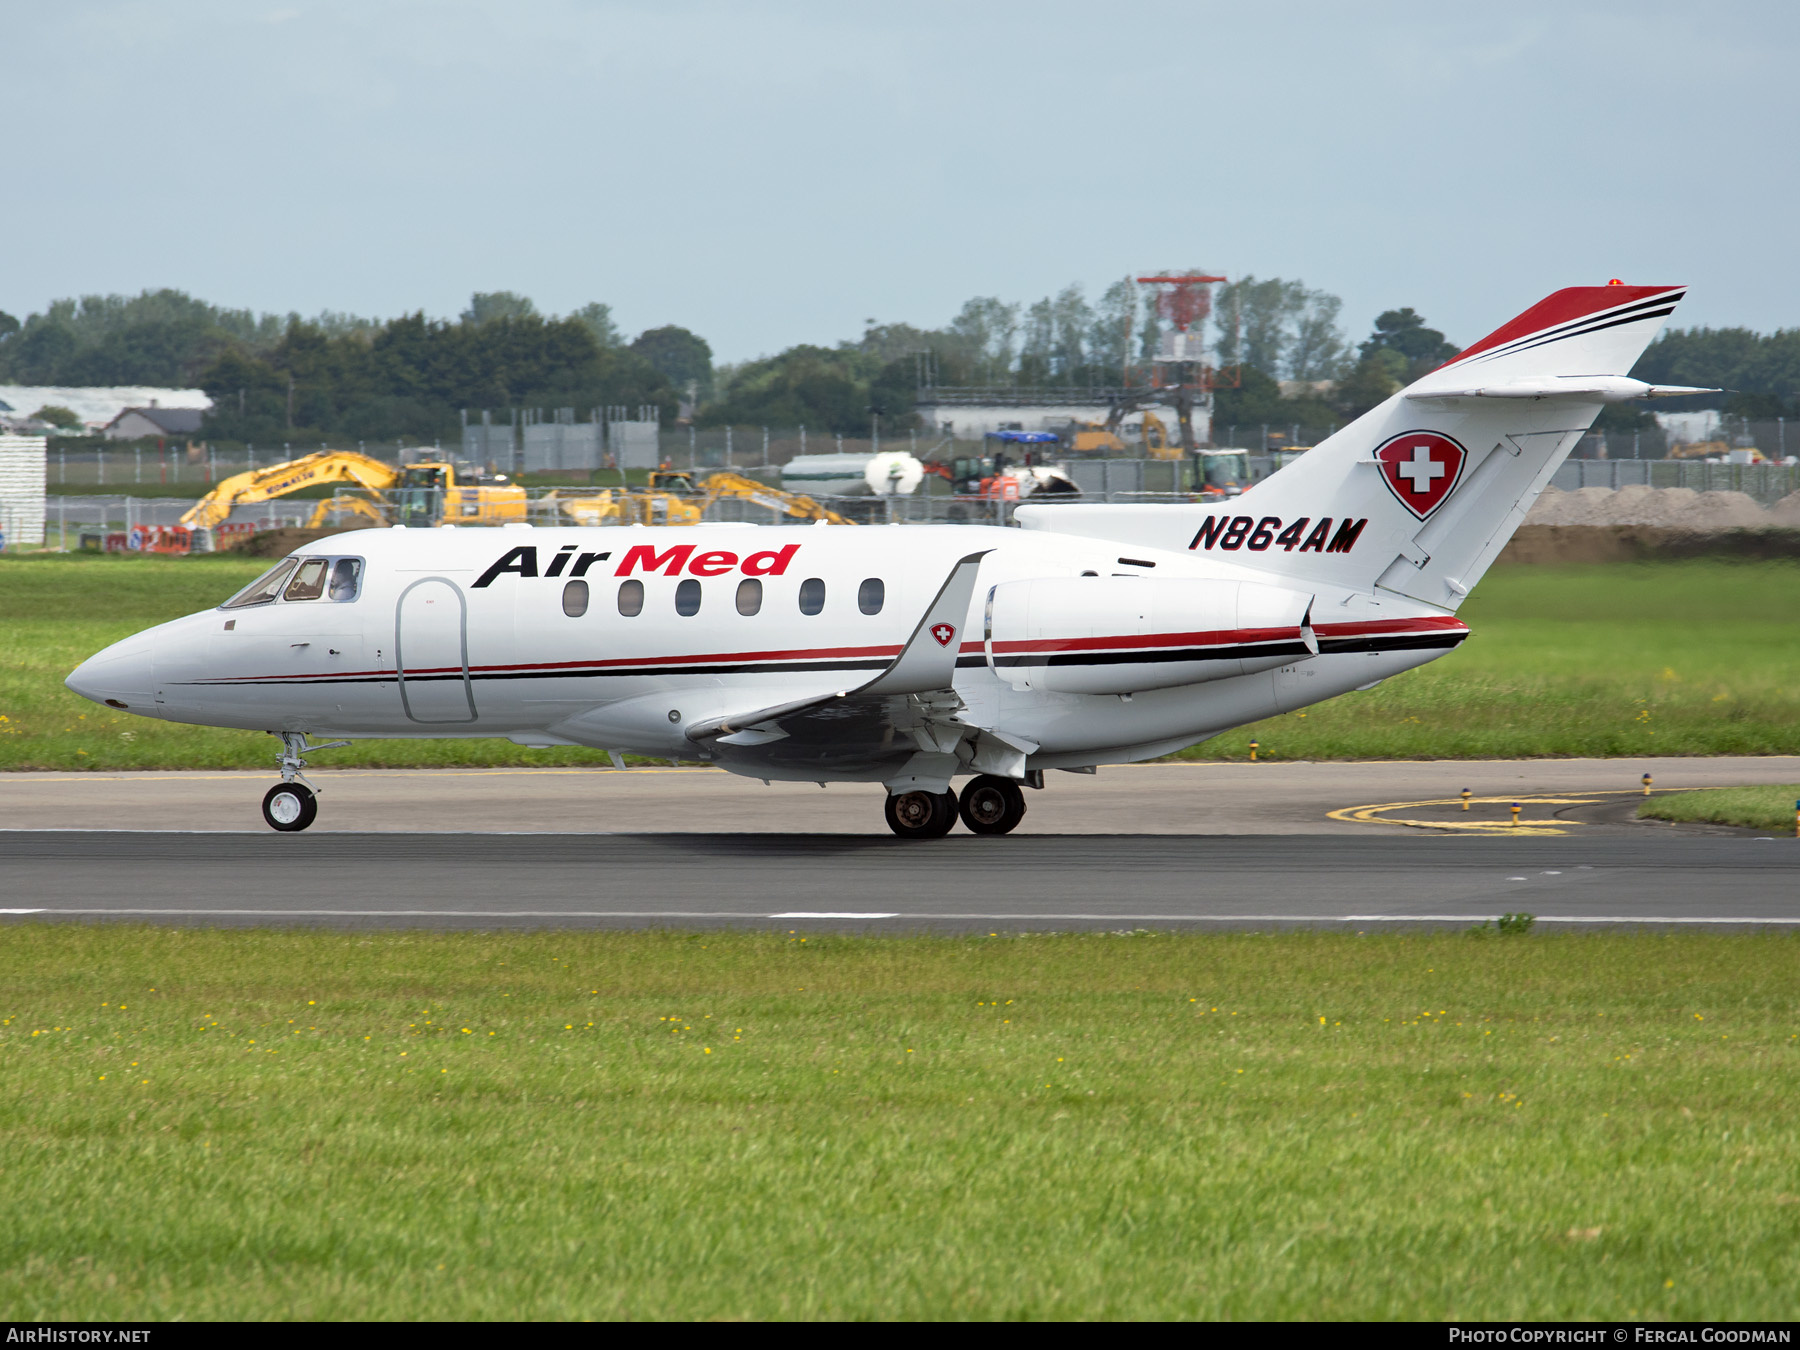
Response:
683,550,991,749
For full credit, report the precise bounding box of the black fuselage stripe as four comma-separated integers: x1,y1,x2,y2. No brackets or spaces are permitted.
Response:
179,658,894,688
176,633,1464,689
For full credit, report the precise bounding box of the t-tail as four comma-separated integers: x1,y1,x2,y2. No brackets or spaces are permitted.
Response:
1017,283,1714,611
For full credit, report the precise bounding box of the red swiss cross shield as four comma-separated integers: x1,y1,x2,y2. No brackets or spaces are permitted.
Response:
930,622,956,648
1374,431,1467,519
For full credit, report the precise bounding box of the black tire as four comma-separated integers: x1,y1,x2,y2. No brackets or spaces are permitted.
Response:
958,775,1027,835
262,782,317,832
885,789,958,839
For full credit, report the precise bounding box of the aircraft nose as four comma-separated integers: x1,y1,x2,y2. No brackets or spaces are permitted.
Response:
66,633,157,712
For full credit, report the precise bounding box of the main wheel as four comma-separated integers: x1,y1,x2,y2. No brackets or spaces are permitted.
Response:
958,775,1027,835
885,789,957,839
262,782,317,832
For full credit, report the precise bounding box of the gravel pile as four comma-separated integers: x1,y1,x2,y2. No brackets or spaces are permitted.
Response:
1769,491,1800,526
1525,485,1776,530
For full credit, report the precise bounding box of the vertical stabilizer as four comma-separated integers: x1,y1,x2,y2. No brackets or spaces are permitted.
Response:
1018,284,1705,609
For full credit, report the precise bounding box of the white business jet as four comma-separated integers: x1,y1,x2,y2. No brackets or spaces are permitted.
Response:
67,283,1709,836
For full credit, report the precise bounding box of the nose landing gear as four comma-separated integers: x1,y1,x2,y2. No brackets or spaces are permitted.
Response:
262,731,350,832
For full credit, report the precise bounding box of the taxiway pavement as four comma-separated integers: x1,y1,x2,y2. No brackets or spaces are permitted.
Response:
4,758,1794,932
2,755,1795,836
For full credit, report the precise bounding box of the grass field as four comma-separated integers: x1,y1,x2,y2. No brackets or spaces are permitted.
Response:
1640,785,1800,833
1196,559,1800,761
2,552,1797,770
0,926,1795,1320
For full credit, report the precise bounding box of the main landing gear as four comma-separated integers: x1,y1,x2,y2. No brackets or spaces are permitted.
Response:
261,731,350,832
884,774,1028,839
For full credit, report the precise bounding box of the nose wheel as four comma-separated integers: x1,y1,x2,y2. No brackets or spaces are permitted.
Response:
260,731,350,832
262,782,318,832
884,789,958,838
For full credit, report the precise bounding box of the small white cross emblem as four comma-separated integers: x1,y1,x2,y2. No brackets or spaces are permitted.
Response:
1395,444,1446,494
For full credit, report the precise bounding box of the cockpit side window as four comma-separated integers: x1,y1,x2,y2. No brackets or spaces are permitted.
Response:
328,558,363,602
283,558,329,602
221,558,300,609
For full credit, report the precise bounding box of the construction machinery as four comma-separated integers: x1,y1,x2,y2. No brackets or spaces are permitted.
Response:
1064,421,1128,454
1140,412,1179,459
180,450,527,531
1667,439,1737,461
544,470,857,527
1198,450,1250,496
925,434,1081,500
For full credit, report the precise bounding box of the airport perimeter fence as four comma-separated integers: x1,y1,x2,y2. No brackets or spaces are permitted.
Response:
24,459,1800,553
42,420,1800,492
25,442,1800,553
1549,458,1800,504
42,440,444,491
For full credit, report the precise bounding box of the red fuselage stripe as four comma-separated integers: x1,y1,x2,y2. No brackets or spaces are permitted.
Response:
195,618,1467,683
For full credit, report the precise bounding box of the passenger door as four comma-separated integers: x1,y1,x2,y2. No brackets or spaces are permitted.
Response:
395,577,478,724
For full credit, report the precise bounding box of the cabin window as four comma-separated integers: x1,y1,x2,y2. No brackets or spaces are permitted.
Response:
328,558,363,602
221,558,299,609
562,579,589,617
675,578,702,616
798,577,826,615
282,558,329,602
736,578,762,616
617,579,644,617
857,578,884,615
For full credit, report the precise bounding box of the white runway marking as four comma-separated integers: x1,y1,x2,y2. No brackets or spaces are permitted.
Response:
2,908,1798,925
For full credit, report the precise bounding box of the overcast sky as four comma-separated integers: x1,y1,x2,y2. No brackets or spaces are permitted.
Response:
6,0,1797,361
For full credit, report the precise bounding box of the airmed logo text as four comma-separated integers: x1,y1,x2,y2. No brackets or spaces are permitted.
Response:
473,543,802,587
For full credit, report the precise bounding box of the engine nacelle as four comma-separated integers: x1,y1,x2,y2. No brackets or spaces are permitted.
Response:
985,575,1313,695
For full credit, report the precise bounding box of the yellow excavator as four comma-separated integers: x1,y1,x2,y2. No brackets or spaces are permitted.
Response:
180,450,527,531
544,470,855,527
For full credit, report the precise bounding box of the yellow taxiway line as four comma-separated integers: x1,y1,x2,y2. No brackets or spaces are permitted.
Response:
1327,789,1671,836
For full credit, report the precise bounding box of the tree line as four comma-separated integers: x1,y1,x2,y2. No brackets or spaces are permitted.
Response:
0,289,708,444
2,283,1794,444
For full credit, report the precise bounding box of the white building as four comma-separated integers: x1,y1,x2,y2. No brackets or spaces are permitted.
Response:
102,405,207,440
0,386,210,434
0,435,47,548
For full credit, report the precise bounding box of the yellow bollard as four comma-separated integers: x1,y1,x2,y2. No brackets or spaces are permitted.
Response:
1509,802,1522,828
1642,772,1653,797
1461,789,1472,812
1248,740,1259,762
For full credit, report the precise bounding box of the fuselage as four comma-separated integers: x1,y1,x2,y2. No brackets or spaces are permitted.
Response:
66,522,1466,782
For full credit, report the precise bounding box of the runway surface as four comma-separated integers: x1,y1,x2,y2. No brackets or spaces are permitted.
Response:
3,831,1796,932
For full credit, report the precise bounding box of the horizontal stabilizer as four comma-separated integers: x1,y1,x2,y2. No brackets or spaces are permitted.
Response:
1409,376,1718,403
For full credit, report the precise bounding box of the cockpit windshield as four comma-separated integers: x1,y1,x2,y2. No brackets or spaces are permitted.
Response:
283,558,329,602
220,555,364,609
221,558,299,609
